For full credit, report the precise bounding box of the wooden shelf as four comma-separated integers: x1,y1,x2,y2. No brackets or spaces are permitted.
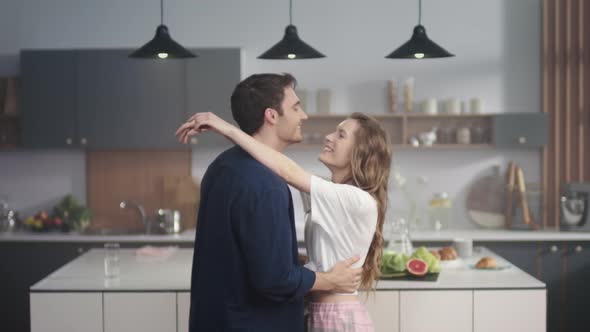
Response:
303,112,493,149
393,144,494,150
306,113,494,120
290,143,494,150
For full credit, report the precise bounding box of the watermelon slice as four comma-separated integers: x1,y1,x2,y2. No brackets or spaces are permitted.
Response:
406,258,428,276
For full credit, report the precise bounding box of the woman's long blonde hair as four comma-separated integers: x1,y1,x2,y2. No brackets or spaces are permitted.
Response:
348,113,392,290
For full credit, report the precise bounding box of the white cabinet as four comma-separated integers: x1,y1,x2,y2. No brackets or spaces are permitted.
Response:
474,290,546,332
400,290,472,332
103,292,176,332
177,292,191,332
30,293,103,332
361,291,400,332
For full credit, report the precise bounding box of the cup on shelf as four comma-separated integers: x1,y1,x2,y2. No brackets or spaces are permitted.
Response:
444,98,461,114
470,98,485,114
422,98,438,115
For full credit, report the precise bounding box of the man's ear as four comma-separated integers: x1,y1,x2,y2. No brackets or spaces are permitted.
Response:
264,108,279,125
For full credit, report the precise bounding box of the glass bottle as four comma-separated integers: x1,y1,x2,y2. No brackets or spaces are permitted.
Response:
386,218,414,255
428,192,452,230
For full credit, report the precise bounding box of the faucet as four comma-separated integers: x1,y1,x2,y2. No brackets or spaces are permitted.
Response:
119,200,150,234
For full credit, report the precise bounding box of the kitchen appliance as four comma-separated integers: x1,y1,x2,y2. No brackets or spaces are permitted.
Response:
560,182,590,231
0,199,16,233
157,209,183,234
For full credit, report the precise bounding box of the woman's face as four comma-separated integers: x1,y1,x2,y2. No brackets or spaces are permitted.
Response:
319,119,359,171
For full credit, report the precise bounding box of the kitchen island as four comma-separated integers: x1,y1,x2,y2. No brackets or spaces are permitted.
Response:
30,247,545,332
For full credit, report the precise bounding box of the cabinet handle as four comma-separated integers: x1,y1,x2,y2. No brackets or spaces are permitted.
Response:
550,245,559,253
564,245,583,256
518,136,527,144
66,138,73,145
190,137,198,145
80,138,87,145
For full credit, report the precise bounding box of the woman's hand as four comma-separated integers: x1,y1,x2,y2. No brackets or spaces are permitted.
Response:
175,112,235,144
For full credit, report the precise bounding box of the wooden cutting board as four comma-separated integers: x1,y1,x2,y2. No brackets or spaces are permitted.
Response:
86,151,196,231
162,176,200,229
466,167,507,228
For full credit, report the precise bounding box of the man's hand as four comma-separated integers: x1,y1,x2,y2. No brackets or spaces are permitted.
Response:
311,256,362,293
298,253,309,266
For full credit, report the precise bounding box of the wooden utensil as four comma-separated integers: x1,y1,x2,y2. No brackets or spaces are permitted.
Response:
515,166,539,229
505,162,517,228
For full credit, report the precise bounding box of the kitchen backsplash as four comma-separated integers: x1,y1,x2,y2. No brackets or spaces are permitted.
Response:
0,146,540,231
191,146,541,231
0,150,86,217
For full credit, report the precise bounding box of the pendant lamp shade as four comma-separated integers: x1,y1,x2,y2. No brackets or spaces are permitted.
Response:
258,25,325,59
129,0,196,59
386,0,454,59
258,0,325,59
385,25,454,59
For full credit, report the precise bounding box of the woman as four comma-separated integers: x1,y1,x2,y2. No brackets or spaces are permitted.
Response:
176,111,391,332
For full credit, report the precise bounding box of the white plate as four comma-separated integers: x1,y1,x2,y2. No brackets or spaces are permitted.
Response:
468,264,511,271
468,210,505,228
440,258,463,269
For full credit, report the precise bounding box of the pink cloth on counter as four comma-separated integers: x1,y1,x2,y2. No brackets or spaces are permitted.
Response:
135,245,178,258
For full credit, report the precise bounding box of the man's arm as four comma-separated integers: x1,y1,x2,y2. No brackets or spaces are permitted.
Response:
311,256,363,293
236,186,314,303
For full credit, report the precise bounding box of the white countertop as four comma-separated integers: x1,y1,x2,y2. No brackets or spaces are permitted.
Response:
407,229,590,242
377,247,545,290
0,230,196,243
6,228,590,243
31,247,544,292
31,248,193,292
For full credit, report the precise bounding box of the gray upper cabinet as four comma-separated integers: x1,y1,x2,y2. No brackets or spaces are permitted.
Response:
493,112,548,148
19,48,241,149
20,50,78,148
76,50,186,149
185,48,241,147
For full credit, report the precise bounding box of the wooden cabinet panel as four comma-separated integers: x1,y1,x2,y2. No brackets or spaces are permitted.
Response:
104,292,176,332
474,290,546,332
177,292,190,332
20,50,78,148
562,242,590,332
30,293,103,332
76,50,187,149
185,48,240,147
400,290,472,332
19,49,240,150
361,291,399,332
493,112,548,148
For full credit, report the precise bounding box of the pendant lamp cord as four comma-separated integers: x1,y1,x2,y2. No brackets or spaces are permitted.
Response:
289,0,293,25
160,0,164,25
418,0,422,25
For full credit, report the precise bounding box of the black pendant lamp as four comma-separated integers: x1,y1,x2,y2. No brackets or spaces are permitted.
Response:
386,0,454,59
129,0,196,59
258,0,325,59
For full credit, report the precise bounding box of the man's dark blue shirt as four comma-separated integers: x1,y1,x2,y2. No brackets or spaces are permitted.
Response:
189,146,316,332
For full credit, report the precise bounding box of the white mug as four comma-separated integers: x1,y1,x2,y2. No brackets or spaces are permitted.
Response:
453,238,473,258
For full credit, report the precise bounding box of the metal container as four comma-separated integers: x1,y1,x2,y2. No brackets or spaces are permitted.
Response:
0,199,16,233
156,209,182,234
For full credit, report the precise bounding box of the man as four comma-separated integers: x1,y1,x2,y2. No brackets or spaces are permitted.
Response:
182,73,362,331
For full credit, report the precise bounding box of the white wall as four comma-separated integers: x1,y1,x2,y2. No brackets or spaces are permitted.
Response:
0,0,542,230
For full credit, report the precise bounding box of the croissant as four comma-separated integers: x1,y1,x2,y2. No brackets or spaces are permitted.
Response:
438,247,458,260
475,256,497,269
